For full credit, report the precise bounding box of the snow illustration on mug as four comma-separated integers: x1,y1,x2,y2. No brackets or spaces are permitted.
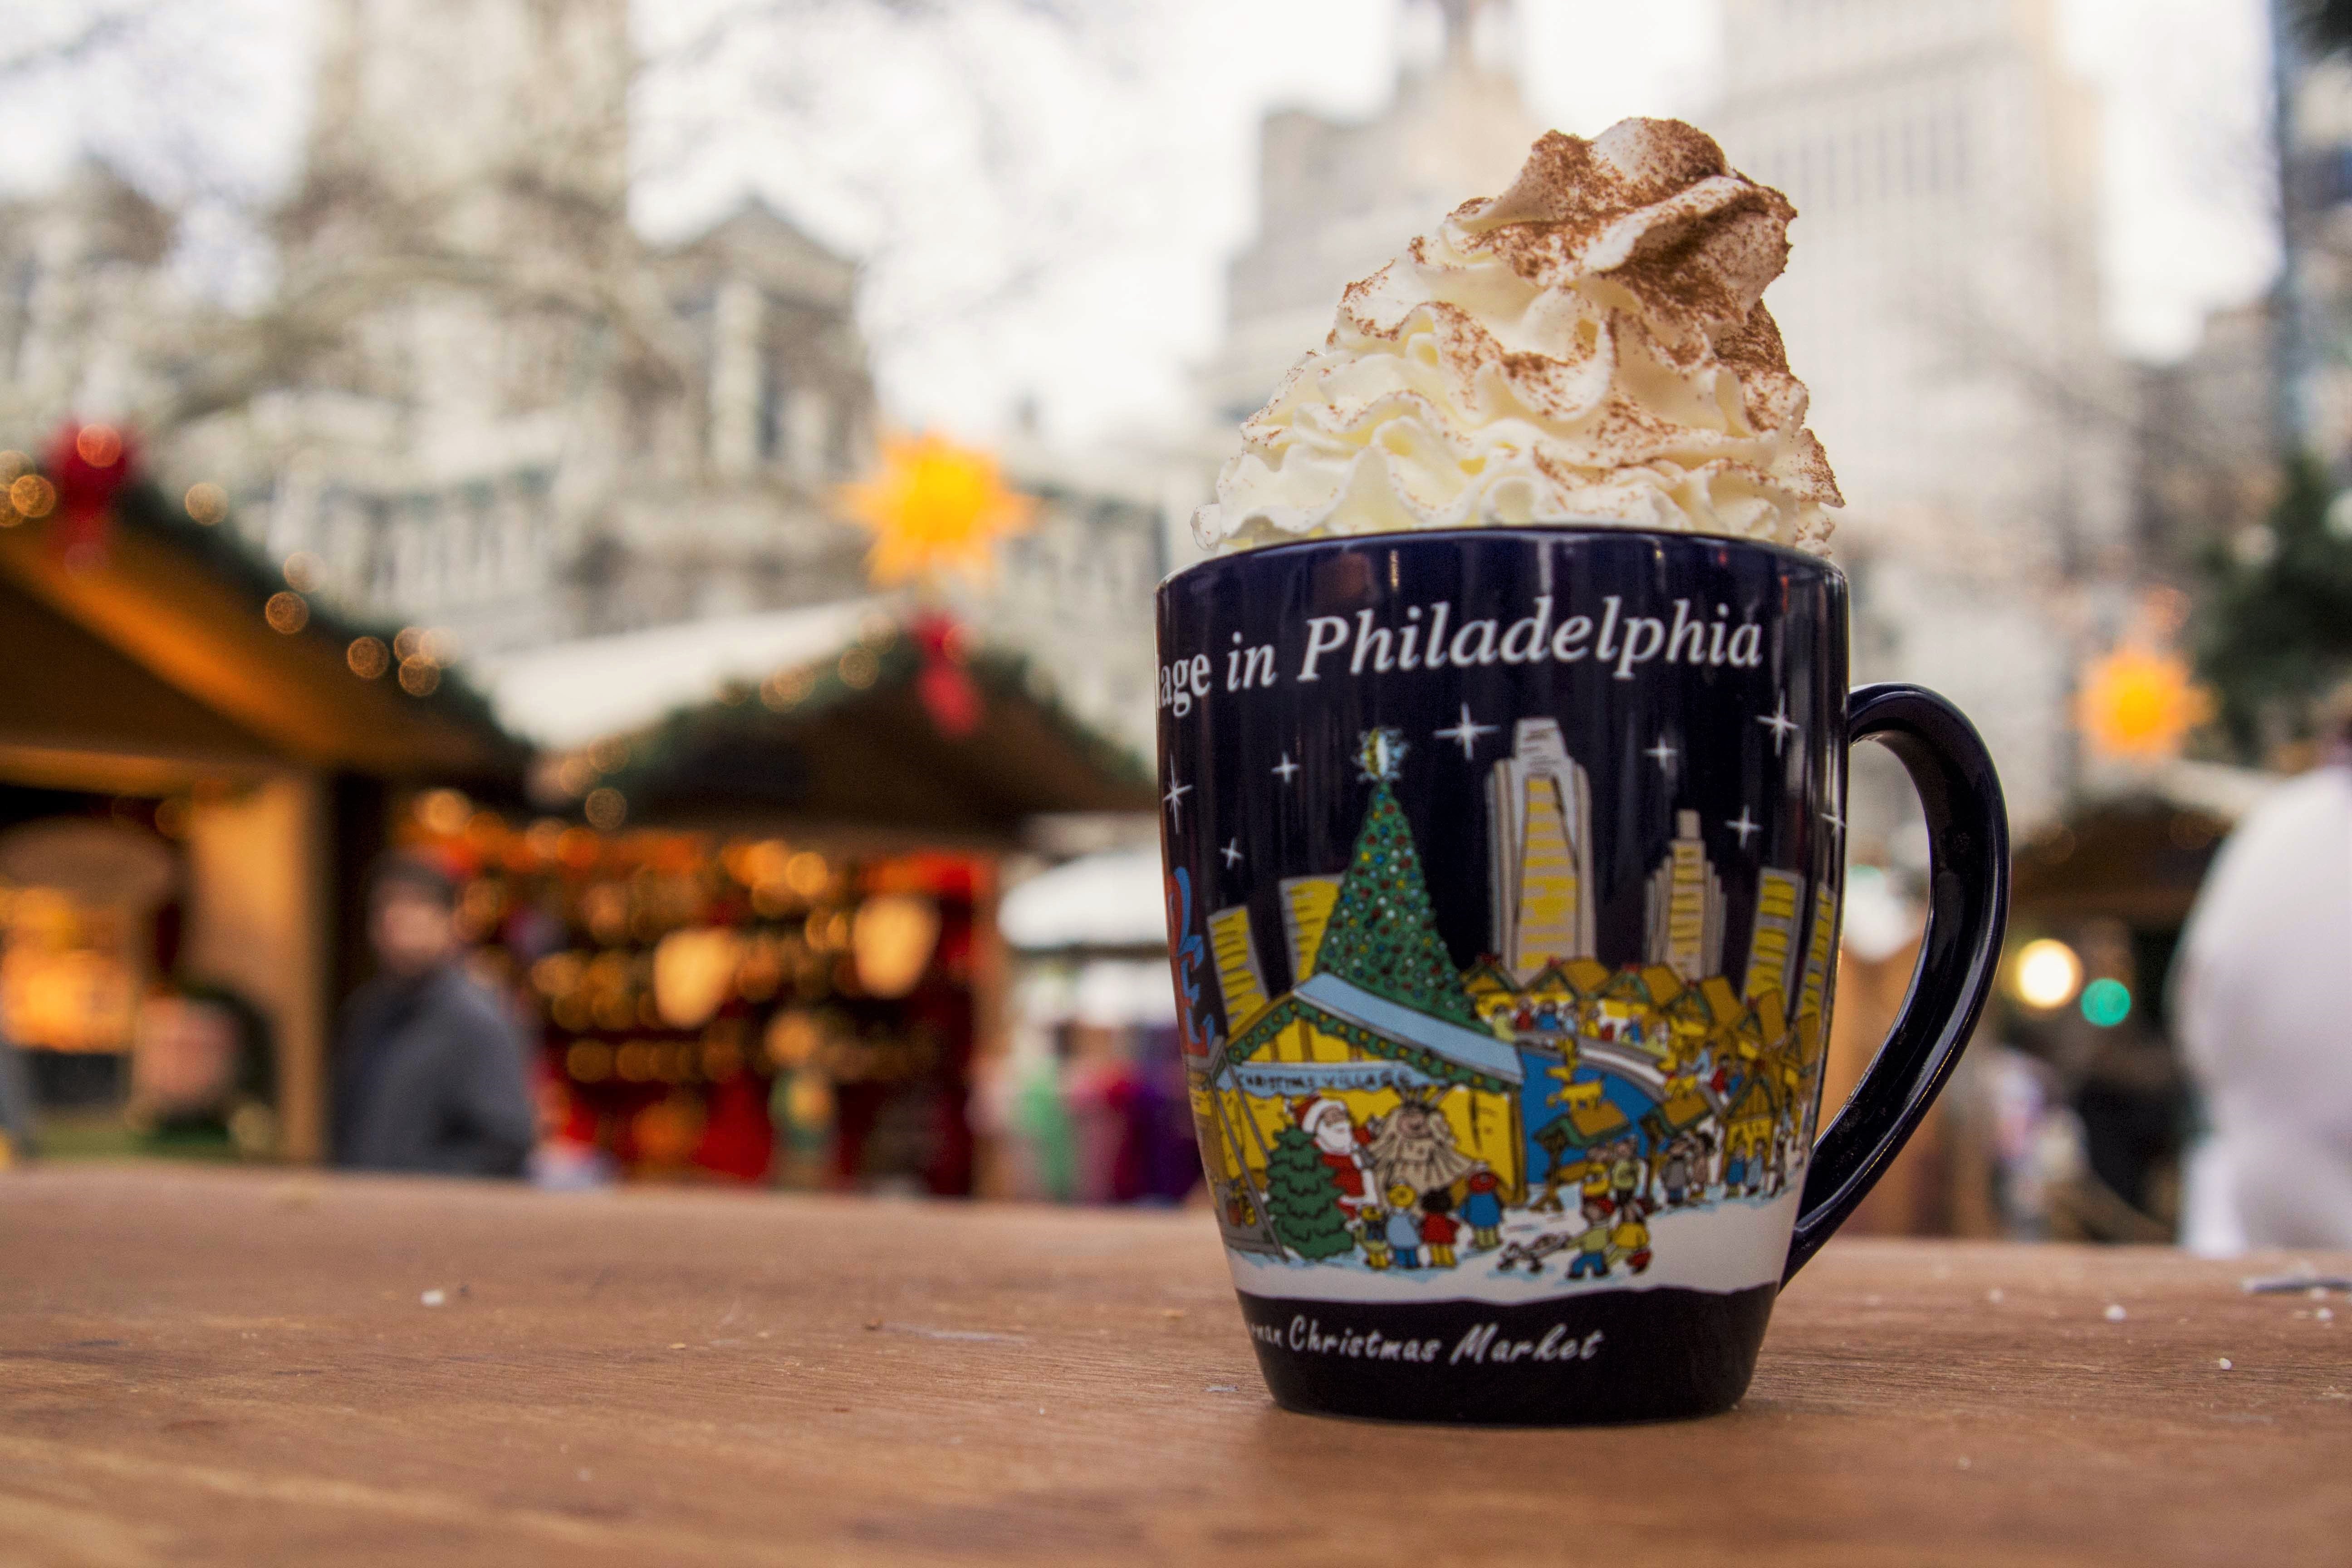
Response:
1183,723,1837,1285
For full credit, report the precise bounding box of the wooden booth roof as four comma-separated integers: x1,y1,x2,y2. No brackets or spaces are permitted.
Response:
0,480,523,786
2010,794,2231,929
589,638,1154,845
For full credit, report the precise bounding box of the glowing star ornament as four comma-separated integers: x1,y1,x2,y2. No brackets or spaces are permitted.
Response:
1356,728,1408,784
835,432,1037,587
2076,645,2213,763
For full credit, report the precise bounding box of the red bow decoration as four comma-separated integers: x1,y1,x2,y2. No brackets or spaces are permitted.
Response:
910,611,981,738
44,421,137,570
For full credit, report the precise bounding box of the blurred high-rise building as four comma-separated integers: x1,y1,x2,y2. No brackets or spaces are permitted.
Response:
1711,0,2137,835
1200,0,1539,426
2146,37,2352,574
2278,46,2352,471
1193,0,2132,833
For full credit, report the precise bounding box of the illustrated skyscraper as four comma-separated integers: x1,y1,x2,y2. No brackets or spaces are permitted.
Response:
1646,810,1725,984
1486,720,1594,980
1744,868,1809,1003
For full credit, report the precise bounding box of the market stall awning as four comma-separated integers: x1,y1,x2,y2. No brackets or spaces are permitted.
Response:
2010,760,2282,926
471,600,883,751
0,482,522,784
568,620,1154,843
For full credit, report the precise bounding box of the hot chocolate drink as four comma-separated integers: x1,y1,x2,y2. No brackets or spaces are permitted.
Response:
1156,120,2005,1426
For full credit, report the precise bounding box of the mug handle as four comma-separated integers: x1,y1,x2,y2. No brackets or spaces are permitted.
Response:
1782,682,2010,1282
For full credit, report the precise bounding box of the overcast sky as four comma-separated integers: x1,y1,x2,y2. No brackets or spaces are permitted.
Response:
0,0,2282,446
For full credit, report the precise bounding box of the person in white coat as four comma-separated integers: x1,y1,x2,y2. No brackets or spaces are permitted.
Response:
2174,706,2352,1252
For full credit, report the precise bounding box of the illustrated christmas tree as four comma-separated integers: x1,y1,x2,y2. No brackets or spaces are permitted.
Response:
1263,1127,1356,1260
1310,729,1479,1025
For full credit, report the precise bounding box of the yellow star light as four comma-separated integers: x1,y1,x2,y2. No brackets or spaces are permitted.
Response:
2076,645,2213,762
834,432,1036,586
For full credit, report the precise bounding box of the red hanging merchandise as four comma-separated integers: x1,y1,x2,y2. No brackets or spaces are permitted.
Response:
910,611,982,738
44,421,137,570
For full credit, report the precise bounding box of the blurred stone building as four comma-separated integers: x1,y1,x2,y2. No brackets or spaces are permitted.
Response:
0,166,187,440
187,0,880,658
0,0,877,659
0,0,1167,759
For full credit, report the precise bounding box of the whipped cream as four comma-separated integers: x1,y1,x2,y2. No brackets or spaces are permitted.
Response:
1194,119,1842,555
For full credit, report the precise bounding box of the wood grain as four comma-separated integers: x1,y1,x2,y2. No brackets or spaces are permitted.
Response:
2,1166,2347,1566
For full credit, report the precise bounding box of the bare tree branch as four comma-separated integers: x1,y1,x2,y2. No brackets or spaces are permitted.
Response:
0,3,154,84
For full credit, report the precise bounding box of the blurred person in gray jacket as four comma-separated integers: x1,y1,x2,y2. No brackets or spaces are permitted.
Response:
0,1015,35,1165
333,855,535,1177
2175,692,2352,1252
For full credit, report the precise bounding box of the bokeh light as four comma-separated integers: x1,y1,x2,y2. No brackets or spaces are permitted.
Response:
10,474,56,518
2075,644,2211,762
584,787,628,832
74,425,123,467
2012,938,2083,1011
2080,978,2133,1028
263,591,309,634
416,789,471,836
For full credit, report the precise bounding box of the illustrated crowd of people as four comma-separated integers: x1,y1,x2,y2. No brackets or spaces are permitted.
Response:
1297,1091,1507,1269
1289,1081,1800,1279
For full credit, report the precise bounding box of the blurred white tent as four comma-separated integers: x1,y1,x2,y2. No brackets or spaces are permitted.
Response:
999,847,1166,953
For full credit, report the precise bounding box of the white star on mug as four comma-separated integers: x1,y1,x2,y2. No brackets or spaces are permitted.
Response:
1434,704,1498,760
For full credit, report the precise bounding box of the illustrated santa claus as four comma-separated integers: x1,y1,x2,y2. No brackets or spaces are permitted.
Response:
1295,1096,1370,1214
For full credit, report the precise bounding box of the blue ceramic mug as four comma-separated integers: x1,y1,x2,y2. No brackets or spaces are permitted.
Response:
1155,526,2007,1424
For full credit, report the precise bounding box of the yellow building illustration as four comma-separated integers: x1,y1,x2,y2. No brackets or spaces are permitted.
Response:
1487,720,1594,979
1791,882,1839,1137
1279,876,1340,983
1646,810,1725,982
1208,904,1271,1029
1723,1072,1781,1168
1745,867,1808,1003
1205,968,1528,1208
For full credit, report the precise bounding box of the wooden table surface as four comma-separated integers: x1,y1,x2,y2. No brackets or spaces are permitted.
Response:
3,1167,2348,1567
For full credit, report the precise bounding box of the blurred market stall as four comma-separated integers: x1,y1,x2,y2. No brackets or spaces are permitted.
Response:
442,604,1154,1192
0,441,522,1165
